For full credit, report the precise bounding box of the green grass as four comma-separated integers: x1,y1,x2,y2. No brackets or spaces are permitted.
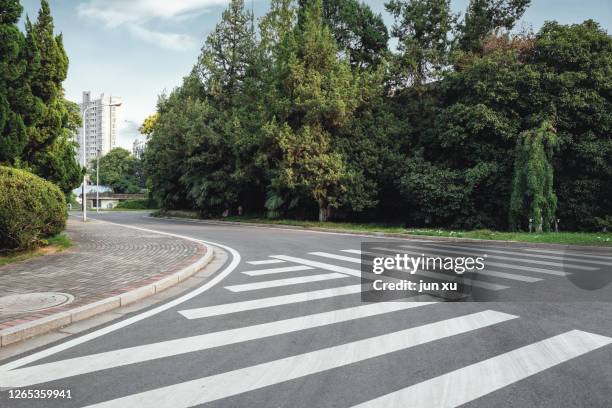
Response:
0,233,72,267
153,211,611,246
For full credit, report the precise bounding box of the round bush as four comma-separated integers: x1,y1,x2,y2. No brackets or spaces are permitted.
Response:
0,166,67,251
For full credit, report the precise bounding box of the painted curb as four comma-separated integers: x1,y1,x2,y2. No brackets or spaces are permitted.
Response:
0,237,214,348
153,216,612,253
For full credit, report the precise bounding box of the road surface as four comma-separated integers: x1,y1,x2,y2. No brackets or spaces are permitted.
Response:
1,212,611,407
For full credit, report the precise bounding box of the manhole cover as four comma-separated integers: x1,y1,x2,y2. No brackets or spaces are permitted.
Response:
0,292,74,314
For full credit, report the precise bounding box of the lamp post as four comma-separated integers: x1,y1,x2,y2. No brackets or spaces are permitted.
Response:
96,148,101,214
81,100,122,222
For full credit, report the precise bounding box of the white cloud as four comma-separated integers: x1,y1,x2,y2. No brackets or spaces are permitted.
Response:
129,25,195,51
77,0,228,50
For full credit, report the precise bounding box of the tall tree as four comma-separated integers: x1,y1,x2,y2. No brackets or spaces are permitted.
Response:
385,0,456,87
195,0,255,105
322,0,389,69
457,0,531,53
271,0,360,221
0,0,28,164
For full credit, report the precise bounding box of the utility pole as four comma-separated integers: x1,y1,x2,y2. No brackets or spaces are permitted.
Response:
81,99,122,222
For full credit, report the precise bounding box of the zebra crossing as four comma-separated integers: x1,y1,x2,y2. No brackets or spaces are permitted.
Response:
1,243,610,407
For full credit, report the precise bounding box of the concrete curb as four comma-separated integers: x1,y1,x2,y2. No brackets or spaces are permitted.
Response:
152,215,612,253
0,232,214,348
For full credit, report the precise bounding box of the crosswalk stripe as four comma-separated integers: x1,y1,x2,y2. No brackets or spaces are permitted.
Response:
424,242,611,266
316,251,541,283
83,310,518,408
524,248,612,262
0,300,436,388
247,259,286,265
373,247,562,278
376,246,570,276
224,273,348,292
399,244,596,270
309,251,366,263
242,265,313,276
343,249,362,254
276,254,508,291
179,284,365,319
352,329,612,408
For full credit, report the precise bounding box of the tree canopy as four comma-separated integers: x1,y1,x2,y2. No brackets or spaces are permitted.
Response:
143,0,611,231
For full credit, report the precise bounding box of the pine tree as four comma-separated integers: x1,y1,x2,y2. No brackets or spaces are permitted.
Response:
272,0,360,221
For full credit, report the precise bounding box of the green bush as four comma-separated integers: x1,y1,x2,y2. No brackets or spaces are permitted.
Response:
114,199,156,210
0,166,67,251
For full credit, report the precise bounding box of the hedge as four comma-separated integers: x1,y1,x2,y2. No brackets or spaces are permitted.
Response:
114,199,155,210
0,166,67,251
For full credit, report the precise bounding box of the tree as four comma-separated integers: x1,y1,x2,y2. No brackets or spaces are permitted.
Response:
385,0,456,87
531,21,612,230
138,113,158,137
509,121,558,232
322,0,389,69
270,0,361,221
195,0,255,105
92,148,143,194
457,0,531,53
0,0,28,164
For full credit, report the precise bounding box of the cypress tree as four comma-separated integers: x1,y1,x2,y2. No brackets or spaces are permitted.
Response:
0,0,28,164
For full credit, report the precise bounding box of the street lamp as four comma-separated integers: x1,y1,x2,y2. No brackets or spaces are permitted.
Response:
81,100,122,222
96,148,101,214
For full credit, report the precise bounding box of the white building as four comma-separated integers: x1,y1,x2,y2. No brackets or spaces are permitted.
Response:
77,91,122,165
132,139,146,159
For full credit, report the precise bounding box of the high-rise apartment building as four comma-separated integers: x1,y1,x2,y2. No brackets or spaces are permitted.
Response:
77,91,122,165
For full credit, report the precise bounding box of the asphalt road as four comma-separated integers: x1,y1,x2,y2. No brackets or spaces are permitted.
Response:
1,212,611,407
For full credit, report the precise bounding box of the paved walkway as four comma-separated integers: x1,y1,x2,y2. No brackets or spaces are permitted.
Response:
0,219,206,329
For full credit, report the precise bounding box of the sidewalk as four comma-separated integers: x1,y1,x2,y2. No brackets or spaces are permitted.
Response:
0,219,210,346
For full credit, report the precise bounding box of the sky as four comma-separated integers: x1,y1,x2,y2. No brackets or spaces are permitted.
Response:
19,0,611,150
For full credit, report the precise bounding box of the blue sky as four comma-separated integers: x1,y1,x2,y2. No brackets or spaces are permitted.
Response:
19,0,611,149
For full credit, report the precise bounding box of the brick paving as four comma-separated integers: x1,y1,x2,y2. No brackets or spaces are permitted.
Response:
0,219,206,329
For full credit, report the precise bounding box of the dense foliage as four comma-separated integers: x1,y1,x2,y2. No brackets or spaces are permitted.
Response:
0,0,81,195
144,0,611,230
89,147,144,194
0,165,67,251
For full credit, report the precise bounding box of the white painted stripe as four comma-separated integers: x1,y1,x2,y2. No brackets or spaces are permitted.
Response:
224,273,348,292
247,259,286,265
353,329,612,408
1,300,435,388
84,311,518,408
0,221,241,372
271,255,363,278
469,269,542,283
242,265,313,276
525,248,612,262
301,251,507,291
425,242,611,267
378,247,560,278
180,285,364,319
310,251,363,263
342,249,362,254
316,251,540,282
399,244,596,270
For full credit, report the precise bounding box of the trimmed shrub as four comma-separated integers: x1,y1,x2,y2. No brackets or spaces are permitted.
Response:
114,199,156,210
0,166,67,251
